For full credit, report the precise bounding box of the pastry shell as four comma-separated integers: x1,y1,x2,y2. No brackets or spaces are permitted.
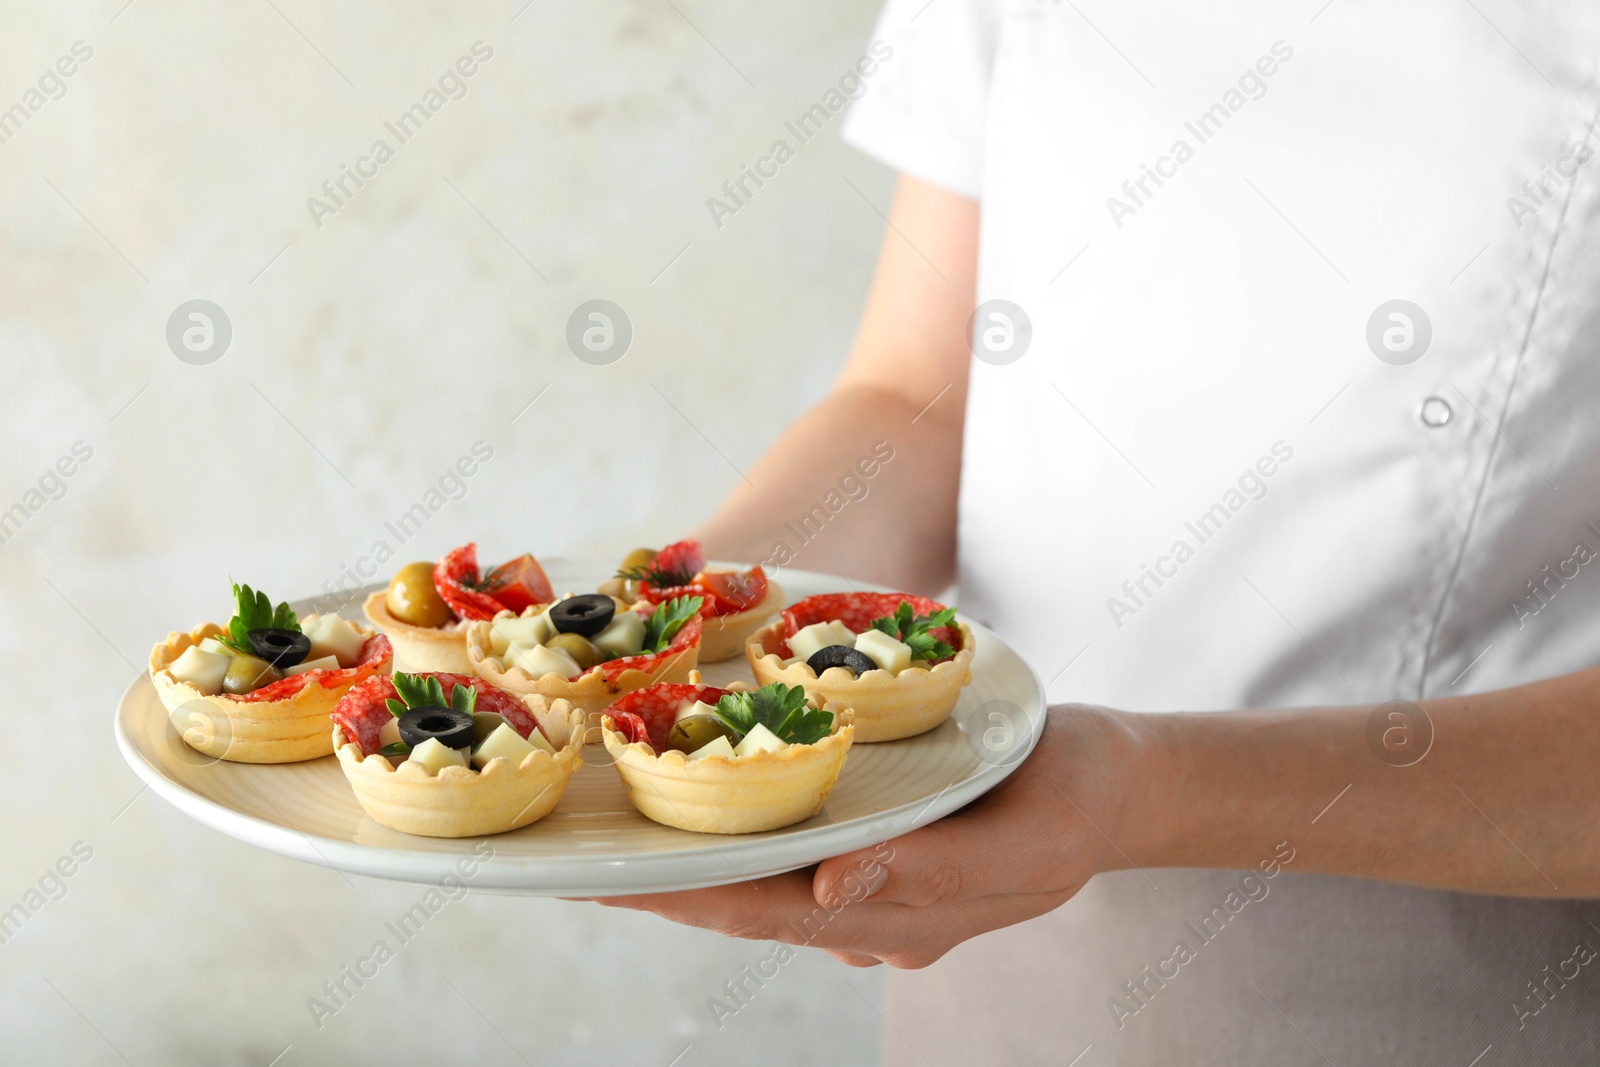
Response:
600,576,785,664
363,590,473,675
464,605,700,729
149,622,390,764
745,619,976,742
596,686,854,834
333,695,585,838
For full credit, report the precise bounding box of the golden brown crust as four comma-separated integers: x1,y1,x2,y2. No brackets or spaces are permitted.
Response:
332,695,584,838
148,621,385,764
694,578,786,663
743,619,976,742
363,590,473,675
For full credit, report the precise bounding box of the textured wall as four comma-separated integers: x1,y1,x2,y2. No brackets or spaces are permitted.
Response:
0,1,894,1062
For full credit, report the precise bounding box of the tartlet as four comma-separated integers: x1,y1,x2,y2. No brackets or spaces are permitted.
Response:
599,539,782,662
745,592,975,742
150,586,392,764
466,595,703,727
364,543,553,675
595,674,854,834
331,672,583,838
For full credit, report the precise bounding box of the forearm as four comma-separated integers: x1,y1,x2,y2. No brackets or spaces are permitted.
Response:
1118,666,1600,896
694,382,962,593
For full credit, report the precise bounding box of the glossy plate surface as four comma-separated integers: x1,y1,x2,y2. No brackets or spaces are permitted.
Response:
116,563,1045,895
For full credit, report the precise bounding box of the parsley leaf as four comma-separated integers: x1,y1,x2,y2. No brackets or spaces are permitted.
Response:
868,600,957,661
638,595,702,654
216,579,299,655
712,682,834,746
386,672,475,716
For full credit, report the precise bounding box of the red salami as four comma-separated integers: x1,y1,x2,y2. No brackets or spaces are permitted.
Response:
652,540,705,583
331,671,539,757
778,592,961,659
433,543,505,621
596,612,703,685
230,633,393,704
605,680,731,751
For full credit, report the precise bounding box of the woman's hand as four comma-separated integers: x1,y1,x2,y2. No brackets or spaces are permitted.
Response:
596,704,1149,969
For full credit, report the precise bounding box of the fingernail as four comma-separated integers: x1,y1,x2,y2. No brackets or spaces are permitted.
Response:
862,864,888,898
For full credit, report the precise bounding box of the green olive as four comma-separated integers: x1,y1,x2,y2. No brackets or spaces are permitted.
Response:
545,632,600,671
386,561,452,628
222,654,282,695
618,548,657,600
666,714,740,755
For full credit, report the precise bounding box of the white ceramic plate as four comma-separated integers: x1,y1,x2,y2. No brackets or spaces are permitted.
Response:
116,562,1045,896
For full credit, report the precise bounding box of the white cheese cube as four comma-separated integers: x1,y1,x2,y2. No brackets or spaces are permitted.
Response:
285,654,341,676
854,629,912,675
592,610,646,658
378,716,403,749
471,722,541,768
409,737,469,774
489,629,510,658
733,722,787,758
787,621,857,664
508,643,582,680
492,613,552,649
168,645,231,695
675,700,722,724
303,615,366,667
687,735,736,761
199,637,232,657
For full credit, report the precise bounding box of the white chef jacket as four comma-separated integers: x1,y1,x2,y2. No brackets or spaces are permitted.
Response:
843,1,1600,1063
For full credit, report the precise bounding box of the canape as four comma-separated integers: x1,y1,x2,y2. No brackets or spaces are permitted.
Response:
466,593,703,728
597,540,782,663
594,673,854,834
745,592,974,742
150,580,393,763
364,543,552,675
331,671,583,838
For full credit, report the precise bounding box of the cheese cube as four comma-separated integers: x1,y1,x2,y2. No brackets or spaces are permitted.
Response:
788,621,857,663
592,610,646,658
168,645,231,695
675,700,722,724
199,637,232,657
492,612,552,650
471,722,540,769
409,737,468,775
733,722,787,758
854,629,912,674
687,735,736,761
285,655,341,676
508,643,582,680
303,615,367,667
378,716,403,749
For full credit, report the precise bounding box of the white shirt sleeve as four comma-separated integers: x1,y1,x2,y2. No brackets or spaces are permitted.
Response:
841,0,999,199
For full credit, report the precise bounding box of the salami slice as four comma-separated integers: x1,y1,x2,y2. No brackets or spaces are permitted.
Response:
331,671,539,757
652,539,705,583
779,592,961,659
596,612,703,685
604,680,731,751
434,542,506,621
231,633,393,704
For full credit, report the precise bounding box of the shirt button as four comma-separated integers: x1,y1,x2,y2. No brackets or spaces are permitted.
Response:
1419,397,1453,428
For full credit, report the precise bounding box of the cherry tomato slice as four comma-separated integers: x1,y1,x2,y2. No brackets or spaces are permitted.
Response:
694,566,768,615
483,553,554,614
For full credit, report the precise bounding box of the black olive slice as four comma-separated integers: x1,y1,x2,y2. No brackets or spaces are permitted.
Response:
247,627,312,668
397,706,476,750
548,594,616,637
805,644,878,677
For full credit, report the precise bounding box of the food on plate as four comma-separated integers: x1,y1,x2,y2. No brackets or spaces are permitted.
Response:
466,592,704,726
745,592,975,742
592,673,854,833
330,671,582,838
149,580,393,763
364,543,553,675
598,539,782,663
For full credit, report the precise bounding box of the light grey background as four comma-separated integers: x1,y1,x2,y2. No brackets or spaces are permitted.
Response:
0,1,898,1063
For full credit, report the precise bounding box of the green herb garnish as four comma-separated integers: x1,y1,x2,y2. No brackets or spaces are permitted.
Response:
379,741,411,757
385,672,477,717
617,559,695,588
216,579,299,655
637,595,703,655
712,682,833,746
869,601,957,661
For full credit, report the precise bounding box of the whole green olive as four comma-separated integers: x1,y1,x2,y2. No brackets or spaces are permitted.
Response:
618,547,658,600
545,632,600,671
222,653,282,695
386,561,452,628
666,714,740,755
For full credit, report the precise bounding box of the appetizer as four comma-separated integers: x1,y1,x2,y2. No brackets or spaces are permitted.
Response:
364,543,553,675
466,593,703,725
331,671,582,838
594,674,854,834
746,592,974,742
599,540,782,662
149,580,392,763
